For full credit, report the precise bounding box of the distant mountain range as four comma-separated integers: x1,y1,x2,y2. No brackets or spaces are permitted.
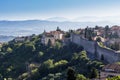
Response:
0,20,119,42
46,17,69,22
0,20,118,28
0,35,15,43
46,16,120,22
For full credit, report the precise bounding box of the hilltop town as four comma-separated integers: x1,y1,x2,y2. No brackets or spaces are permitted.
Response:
12,25,120,52
1,25,120,80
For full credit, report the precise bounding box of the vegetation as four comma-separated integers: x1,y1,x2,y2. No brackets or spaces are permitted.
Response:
98,42,105,48
107,75,120,80
0,34,104,80
109,42,120,51
89,68,98,79
67,67,76,80
84,27,95,41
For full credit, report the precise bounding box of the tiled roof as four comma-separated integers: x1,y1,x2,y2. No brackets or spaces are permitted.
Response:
111,26,120,30
50,31,63,34
45,33,54,37
103,64,120,71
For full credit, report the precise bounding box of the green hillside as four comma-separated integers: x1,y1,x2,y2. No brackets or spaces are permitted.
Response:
0,34,104,80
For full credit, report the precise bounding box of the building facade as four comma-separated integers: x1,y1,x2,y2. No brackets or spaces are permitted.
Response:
41,30,64,45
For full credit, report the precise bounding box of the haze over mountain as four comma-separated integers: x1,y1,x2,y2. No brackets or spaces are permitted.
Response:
46,17,69,22
0,19,118,36
0,18,119,42
46,16,120,22
0,35,15,42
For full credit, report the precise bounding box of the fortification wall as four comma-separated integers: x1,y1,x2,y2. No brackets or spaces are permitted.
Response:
96,45,120,63
80,37,95,54
71,33,120,63
71,34,95,54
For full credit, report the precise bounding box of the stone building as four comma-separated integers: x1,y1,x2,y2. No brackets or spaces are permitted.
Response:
50,31,64,40
14,35,33,42
99,64,120,79
14,37,26,42
41,30,64,45
102,63,120,73
110,25,120,37
41,32,55,45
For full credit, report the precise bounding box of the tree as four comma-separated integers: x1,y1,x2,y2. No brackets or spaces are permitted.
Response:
56,26,61,31
105,25,109,38
105,25,109,31
107,75,120,80
95,25,99,29
90,68,98,79
54,60,68,67
67,67,76,80
43,59,54,69
54,41,61,49
23,43,35,52
84,27,93,41
7,47,13,53
76,74,87,80
84,27,88,38
38,51,44,57
79,51,88,60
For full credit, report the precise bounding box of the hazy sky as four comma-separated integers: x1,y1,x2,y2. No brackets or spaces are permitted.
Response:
0,0,120,21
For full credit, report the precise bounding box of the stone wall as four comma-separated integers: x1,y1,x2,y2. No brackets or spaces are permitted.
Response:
71,33,120,63
96,44,120,63
71,33,95,54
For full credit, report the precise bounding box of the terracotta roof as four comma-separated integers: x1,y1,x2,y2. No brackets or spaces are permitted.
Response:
50,31,63,34
43,30,64,38
111,26,120,30
45,33,54,37
103,64,120,71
